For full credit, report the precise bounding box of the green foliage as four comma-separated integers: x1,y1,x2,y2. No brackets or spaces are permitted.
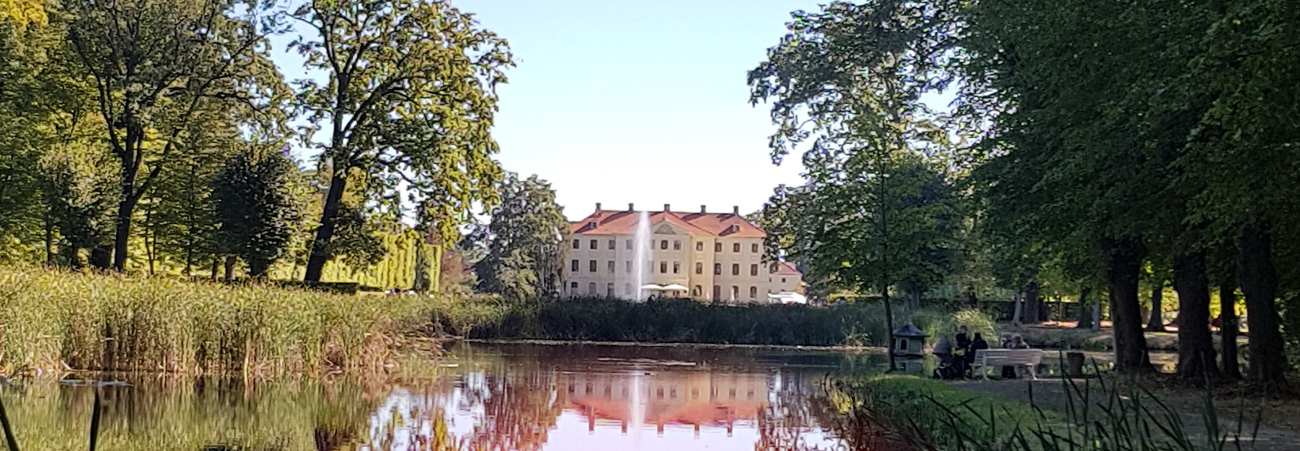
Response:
213,147,303,277
433,297,893,347
291,0,514,281
65,0,289,270
911,308,998,344
473,173,569,303
0,265,436,375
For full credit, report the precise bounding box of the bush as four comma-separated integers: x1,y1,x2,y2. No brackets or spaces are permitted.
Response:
0,266,437,375
912,307,999,344
431,296,892,347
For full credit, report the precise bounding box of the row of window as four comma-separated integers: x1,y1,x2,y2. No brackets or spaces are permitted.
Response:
565,282,762,299
573,239,760,254
569,260,761,276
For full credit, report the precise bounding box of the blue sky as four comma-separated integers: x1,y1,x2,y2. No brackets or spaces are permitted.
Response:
270,0,823,220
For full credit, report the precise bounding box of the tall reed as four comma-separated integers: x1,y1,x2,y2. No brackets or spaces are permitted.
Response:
0,266,435,375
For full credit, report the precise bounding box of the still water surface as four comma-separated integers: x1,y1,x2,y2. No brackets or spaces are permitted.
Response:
4,343,890,451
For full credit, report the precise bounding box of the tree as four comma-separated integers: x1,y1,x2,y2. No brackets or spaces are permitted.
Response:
212,146,303,277
474,174,569,303
751,1,962,367
289,0,513,283
65,0,287,271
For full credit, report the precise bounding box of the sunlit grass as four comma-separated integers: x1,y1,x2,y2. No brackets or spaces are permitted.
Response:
0,266,437,376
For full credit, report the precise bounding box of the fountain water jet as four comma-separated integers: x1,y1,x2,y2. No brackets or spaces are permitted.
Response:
631,210,651,301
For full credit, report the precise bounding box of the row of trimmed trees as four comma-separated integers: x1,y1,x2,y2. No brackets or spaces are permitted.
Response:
750,0,1300,386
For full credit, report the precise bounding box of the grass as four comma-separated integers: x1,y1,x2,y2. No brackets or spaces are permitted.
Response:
823,371,1263,451
0,266,438,376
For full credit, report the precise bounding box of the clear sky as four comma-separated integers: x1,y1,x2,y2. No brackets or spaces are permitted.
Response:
270,0,822,221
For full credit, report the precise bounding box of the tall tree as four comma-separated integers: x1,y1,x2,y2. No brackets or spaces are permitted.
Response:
290,0,513,283
473,173,568,303
212,146,303,277
65,0,287,271
750,0,961,367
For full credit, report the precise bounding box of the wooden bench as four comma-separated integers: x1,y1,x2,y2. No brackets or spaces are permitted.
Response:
971,349,1043,380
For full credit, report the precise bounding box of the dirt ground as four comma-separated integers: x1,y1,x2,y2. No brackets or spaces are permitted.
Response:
951,376,1300,450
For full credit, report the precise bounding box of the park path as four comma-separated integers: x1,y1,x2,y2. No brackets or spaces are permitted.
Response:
950,378,1300,451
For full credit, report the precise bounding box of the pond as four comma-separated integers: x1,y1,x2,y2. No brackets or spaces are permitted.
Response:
1,343,890,451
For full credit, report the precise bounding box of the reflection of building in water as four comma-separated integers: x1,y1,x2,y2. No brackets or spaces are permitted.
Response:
561,371,769,436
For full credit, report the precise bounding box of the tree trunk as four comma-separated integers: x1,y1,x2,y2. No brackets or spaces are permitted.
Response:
1173,250,1218,383
1092,303,1101,332
1219,280,1241,379
1104,236,1151,373
1238,224,1286,384
112,162,139,272
1077,286,1094,329
145,201,156,276
882,285,896,371
1146,276,1167,332
1024,281,1042,325
223,255,237,282
210,258,219,281
304,172,349,282
1011,291,1023,326
43,211,55,267
906,291,921,316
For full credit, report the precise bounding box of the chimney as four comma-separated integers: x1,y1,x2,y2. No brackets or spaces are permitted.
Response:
664,203,671,212
733,206,740,215
628,203,634,211
595,202,602,211
700,205,707,213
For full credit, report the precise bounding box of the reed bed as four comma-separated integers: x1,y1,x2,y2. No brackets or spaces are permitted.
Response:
0,266,435,376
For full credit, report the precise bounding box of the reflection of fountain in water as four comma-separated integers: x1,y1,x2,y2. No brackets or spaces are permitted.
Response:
631,211,651,301
629,371,646,444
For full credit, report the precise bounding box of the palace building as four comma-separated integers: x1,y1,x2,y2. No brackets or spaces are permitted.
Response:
565,203,803,302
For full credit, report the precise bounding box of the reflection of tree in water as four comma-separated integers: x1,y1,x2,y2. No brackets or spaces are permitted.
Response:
756,373,918,451
366,357,566,451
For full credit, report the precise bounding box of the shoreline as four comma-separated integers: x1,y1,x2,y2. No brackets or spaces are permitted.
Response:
455,338,890,354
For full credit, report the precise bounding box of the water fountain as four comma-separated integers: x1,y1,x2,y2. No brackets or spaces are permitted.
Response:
631,210,651,301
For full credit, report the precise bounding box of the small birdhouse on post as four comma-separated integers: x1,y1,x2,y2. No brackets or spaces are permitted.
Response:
892,324,928,358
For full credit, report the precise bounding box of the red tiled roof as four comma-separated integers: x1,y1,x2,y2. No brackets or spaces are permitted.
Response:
772,261,801,276
571,209,765,238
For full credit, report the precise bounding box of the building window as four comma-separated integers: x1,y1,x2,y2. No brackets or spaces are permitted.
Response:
625,284,632,295
608,261,615,273
660,240,668,250
692,285,702,297
731,264,740,275
695,262,703,274
571,260,579,272
731,286,739,300
733,243,741,253
713,263,722,275
626,239,632,250
660,261,667,273
750,264,759,276
589,260,597,272
713,285,721,300
608,240,615,250
572,239,579,249
673,240,681,250
749,286,758,299
607,283,615,297
625,261,632,273
714,242,722,252
782,277,787,283
672,262,680,274
752,243,759,253
570,282,578,292
696,241,703,251
588,283,597,295
770,263,779,273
